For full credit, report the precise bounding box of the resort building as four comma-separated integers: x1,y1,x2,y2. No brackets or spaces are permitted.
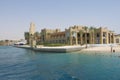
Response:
65,26,114,45
40,28,66,44
114,34,120,44
25,22,116,46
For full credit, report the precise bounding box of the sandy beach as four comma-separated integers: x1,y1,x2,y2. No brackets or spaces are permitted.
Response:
80,45,120,53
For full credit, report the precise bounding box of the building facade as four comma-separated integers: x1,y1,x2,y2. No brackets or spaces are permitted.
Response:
25,23,116,46
64,26,115,45
114,34,120,44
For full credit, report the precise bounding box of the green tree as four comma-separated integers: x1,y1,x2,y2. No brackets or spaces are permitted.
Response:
79,30,84,45
89,26,95,44
24,32,29,44
34,32,41,45
84,26,88,48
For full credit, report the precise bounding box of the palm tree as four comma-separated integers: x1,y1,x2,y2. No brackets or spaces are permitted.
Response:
79,30,83,45
84,26,88,48
24,32,29,44
34,32,40,45
89,26,95,44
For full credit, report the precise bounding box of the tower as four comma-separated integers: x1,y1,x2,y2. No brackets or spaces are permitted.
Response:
29,22,36,47
29,22,35,35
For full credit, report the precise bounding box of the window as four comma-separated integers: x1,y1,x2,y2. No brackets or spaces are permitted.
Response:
97,33,100,37
116,38,119,43
87,33,89,37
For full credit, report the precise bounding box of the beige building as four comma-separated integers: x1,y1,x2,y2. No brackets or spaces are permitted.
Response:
41,28,60,43
50,31,66,44
25,23,116,46
64,26,115,45
114,34,120,44
28,22,36,47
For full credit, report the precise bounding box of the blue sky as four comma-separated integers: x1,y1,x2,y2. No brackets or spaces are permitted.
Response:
0,0,120,40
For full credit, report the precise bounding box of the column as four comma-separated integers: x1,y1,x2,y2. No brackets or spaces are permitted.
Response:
109,33,111,43
76,33,78,45
106,32,108,44
112,33,115,43
70,32,72,45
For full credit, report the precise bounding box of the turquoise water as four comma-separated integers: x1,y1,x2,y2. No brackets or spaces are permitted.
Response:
0,46,120,80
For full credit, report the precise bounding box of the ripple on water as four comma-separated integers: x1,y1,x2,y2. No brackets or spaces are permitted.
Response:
0,46,120,80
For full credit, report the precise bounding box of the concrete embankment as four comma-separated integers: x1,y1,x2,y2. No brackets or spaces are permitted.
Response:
33,46,85,53
13,45,32,49
13,44,120,53
14,45,85,53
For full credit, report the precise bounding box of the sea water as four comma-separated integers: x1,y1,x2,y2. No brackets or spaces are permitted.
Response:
0,46,120,80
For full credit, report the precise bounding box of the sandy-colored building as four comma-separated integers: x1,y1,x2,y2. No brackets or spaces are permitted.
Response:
64,26,115,45
25,23,116,46
40,28,60,43
24,22,37,47
114,34,120,44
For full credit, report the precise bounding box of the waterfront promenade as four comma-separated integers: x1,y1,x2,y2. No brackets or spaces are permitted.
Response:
80,46,120,53
14,45,85,53
14,44,120,53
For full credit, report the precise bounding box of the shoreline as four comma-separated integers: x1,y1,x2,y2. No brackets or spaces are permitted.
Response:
34,45,85,53
80,46,120,53
13,44,120,53
14,45,85,53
